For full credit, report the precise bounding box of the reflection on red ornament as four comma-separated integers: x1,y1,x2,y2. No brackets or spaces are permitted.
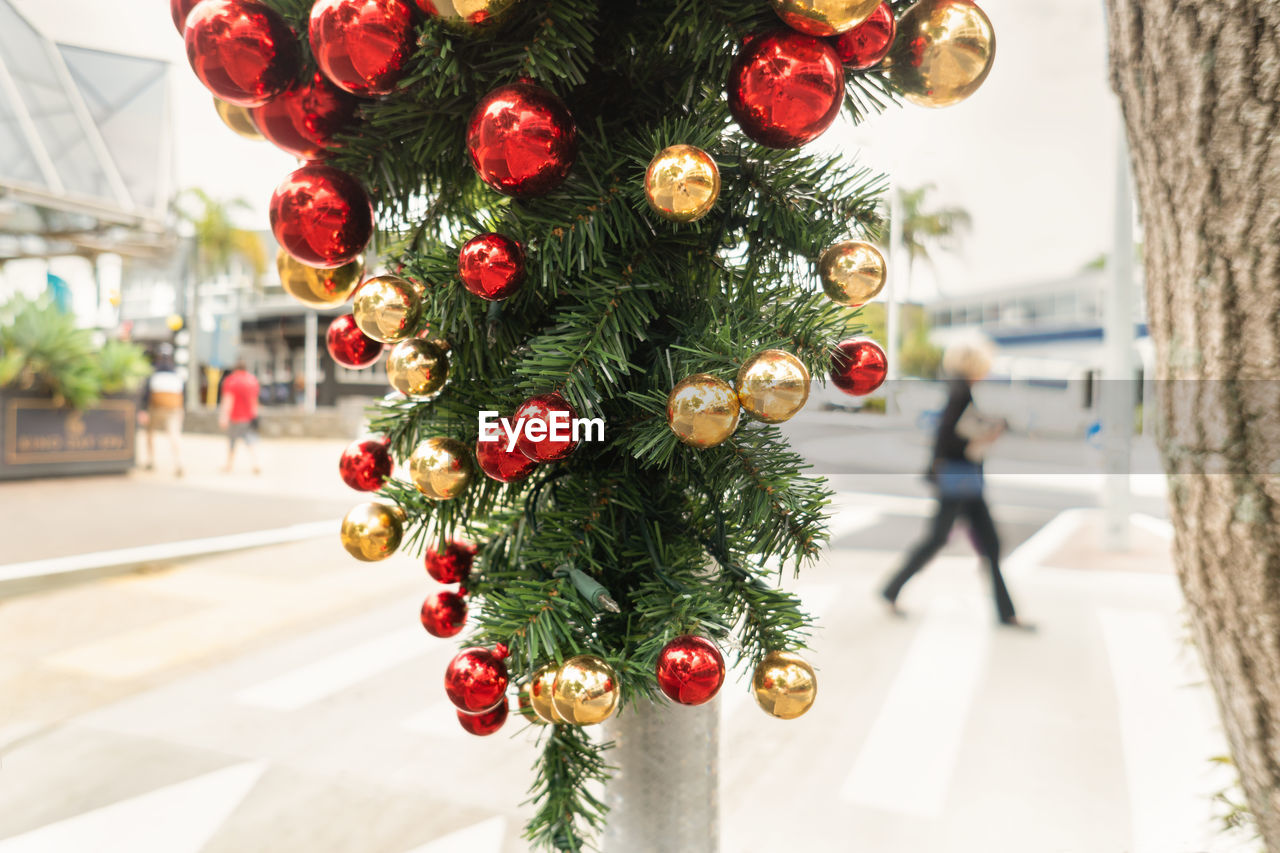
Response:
727,29,844,149
467,82,578,197
830,2,896,69
457,701,508,736
420,590,468,638
656,635,726,706
444,647,510,714
458,233,527,301
425,539,476,584
514,393,579,463
252,72,358,160
339,436,393,491
270,164,373,268
476,424,539,484
830,338,888,396
326,314,384,368
170,0,203,33
309,0,415,97
185,0,299,108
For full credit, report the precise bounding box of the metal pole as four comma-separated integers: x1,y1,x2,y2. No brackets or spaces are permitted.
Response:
1102,121,1136,550
304,310,318,413
603,697,719,852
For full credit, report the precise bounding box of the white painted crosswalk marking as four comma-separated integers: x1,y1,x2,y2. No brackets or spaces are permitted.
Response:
840,586,990,817
0,763,265,853
236,627,425,711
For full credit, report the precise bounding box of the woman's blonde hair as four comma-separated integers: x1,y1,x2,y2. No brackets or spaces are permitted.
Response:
942,335,996,381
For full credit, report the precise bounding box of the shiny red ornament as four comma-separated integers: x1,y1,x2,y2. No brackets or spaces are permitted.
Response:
252,71,358,160
457,702,508,736
656,635,726,706
420,590,468,638
514,393,578,463
476,431,538,484
467,82,578,197
458,233,526,301
171,0,203,33
326,314,384,368
184,0,299,108
445,647,510,714
339,436,392,491
830,2,895,69
727,29,844,149
270,163,373,268
830,338,888,396
425,539,476,584
309,0,415,97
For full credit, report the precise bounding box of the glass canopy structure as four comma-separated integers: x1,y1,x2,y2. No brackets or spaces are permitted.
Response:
0,0,173,262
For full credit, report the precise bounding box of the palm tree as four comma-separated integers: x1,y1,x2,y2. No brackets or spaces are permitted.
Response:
883,184,973,300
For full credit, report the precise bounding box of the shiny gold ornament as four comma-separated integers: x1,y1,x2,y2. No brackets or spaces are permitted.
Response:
645,145,721,224
887,0,996,108
277,250,363,309
770,0,882,36
551,654,620,726
425,0,523,31
408,437,473,501
752,650,817,720
736,350,811,424
667,374,740,449
340,502,404,562
526,663,564,724
517,681,549,725
213,96,263,140
385,339,449,398
819,241,886,307
352,275,423,344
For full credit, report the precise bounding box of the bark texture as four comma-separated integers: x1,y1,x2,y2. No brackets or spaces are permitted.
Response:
1105,1,1280,845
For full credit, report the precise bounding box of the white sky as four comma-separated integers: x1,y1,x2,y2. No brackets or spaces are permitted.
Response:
14,0,1120,299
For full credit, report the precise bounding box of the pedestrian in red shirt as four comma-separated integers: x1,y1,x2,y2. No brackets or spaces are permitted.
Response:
219,361,261,474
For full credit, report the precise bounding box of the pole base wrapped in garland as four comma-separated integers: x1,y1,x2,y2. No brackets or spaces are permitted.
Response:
176,0,995,848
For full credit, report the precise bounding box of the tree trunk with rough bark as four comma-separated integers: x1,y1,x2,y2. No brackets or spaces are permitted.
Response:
1105,2,1280,845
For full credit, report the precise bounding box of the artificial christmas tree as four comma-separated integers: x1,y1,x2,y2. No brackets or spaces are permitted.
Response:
180,0,993,847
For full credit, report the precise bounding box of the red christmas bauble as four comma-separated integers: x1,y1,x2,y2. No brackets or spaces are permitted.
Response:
467,82,578,197
326,314,384,368
185,0,299,108
656,635,726,706
309,0,415,97
420,590,468,638
458,233,526,301
171,0,203,33
252,71,358,160
830,338,888,396
457,701,508,736
514,393,578,463
270,164,373,268
445,647,509,714
830,2,895,69
339,436,392,491
727,30,844,149
476,430,538,484
425,539,476,584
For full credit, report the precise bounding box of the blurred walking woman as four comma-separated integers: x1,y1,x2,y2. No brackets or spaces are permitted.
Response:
881,338,1027,628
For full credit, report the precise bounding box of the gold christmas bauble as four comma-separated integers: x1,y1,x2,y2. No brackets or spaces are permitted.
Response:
277,250,363,309
213,96,263,140
526,663,564,724
552,654,620,726
645,145,721,224
736,349,811,424
423,0,523,31
417,324,453,357
518,681,549,725
340,502,404,562
408,437,473,501
385,339,449,398
887,0,996,108
770,0,882,36
819,241,886,307
352,276,423,344
752,650,817,720
667,374,740,449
